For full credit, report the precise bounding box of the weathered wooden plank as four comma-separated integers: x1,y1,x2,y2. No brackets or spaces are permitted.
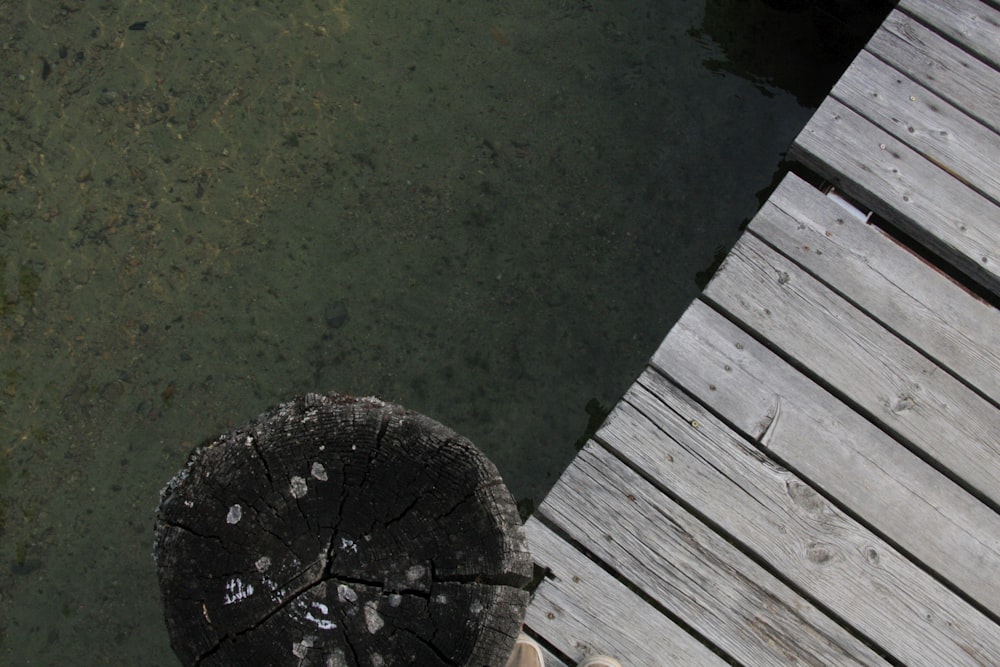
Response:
539,643,569,667
704,233,1000,505
523,519,725,667
541,646,568,667
791,97,1000,294
537,443,891,666
868,10,1000,134
601,371,1000,666
900,0,1000,69
650,300,1000,617
832,49,1000,204
753,173,1000,405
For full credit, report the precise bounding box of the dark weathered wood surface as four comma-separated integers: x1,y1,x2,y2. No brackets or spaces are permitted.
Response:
154,393,531,667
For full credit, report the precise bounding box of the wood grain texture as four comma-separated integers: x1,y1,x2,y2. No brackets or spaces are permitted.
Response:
511,635,571,667
752,173,1000,404
651,300,1000,617
523,519,725,667
521,4,1000,664
833,49,1000,205
791,97,1000,294
538,645,569,667
536,443,888,666
154,393,531,667
600,371,1000,666
869,9,1000,134
900,0,1000,69
704,232,1000,505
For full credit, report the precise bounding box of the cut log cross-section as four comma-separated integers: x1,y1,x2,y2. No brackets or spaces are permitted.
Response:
153,393,532,667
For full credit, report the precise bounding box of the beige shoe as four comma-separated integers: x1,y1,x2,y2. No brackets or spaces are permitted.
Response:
505,633,545,667
577,657,622,667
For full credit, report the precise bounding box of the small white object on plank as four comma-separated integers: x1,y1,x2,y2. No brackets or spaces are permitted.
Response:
752,172,1000,404
833,49,1000,205
791,97,1000,294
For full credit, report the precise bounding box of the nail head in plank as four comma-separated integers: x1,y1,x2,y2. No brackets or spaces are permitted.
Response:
791,97,1000,294
869,10,1000,134
833,49,1000,205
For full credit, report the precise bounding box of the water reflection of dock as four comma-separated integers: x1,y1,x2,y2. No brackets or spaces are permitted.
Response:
522,1,1000,664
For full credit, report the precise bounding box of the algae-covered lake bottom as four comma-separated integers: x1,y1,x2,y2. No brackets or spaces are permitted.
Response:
0,0,888,662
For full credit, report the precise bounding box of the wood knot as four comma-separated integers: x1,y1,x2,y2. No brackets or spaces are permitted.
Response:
786,480,825,515
806,542,835,565
863,546,880,566
891,394,915,414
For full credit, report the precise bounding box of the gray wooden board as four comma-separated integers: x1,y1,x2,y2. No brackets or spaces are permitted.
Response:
535,443,890,666
791,96,1000,295
900,0,1000,70
752,172,1000,405
704,233,1000,505
650,300,1000,618
539,646,568,667
833,49,1000,205
523,519,726,667
601,371,1000,665
869,10,1000,134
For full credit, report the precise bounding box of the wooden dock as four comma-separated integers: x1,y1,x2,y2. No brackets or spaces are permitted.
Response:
521,1,1000,664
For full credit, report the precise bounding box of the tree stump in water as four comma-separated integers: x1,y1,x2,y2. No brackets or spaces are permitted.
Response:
153,393,532,667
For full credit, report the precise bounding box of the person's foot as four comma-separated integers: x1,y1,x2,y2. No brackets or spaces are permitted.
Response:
504,633,544,667
577,657,623,667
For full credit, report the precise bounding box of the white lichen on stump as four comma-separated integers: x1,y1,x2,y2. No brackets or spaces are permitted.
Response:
153,393,532,666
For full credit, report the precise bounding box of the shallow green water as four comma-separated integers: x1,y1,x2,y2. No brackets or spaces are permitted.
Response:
0,0,887,663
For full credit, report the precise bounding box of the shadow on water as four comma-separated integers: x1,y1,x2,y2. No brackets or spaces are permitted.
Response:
0,0,890,662
693,0,896,106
